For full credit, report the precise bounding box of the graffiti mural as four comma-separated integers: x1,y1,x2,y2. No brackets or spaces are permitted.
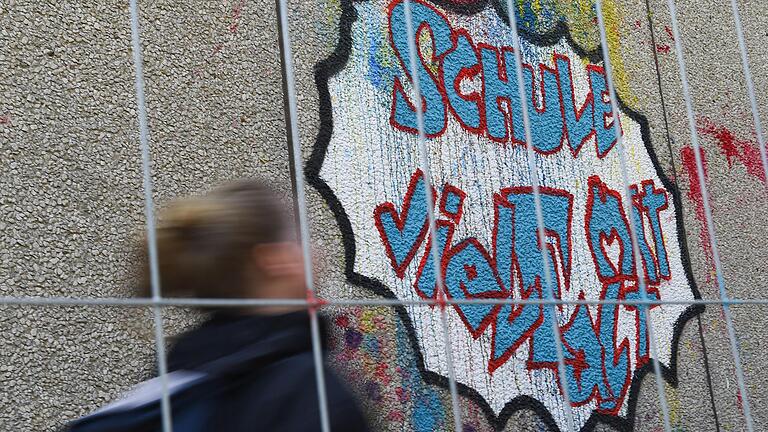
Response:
308,0,702,430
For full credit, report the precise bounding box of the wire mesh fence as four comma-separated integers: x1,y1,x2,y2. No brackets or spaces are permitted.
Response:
2,0,767,431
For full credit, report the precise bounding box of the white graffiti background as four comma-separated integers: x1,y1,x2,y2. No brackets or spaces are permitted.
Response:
318,1,695,429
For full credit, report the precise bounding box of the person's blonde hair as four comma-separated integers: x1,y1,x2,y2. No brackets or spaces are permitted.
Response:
137,180,289,299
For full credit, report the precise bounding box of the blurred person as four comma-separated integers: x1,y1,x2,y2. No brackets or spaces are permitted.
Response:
67,180,369,432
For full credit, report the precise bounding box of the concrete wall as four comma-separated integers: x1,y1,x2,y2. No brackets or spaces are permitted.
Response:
0,0,766,430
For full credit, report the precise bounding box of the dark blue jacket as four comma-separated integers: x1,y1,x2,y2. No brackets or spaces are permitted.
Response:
164,311,370,432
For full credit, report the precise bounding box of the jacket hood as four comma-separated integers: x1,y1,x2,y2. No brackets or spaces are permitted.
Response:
166,310,321,376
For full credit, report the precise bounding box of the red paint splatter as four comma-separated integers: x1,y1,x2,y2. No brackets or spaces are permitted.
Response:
375,362,391,386
635,24,675,54
0,114,10,125
665,25,675,40
680,146,715,282
464,263,478,280
373,314,387,329
697,116,766,183
335,315,349,328
230,0,246,33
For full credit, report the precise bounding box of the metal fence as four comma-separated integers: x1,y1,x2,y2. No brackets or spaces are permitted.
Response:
2,0,767,431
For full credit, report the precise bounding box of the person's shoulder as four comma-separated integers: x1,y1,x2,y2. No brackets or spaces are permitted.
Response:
263,353,348,397
319,367,371,431
260,357,371,431
266,351,318,381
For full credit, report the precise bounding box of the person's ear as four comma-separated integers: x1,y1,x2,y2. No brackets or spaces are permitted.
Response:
251,242,304,278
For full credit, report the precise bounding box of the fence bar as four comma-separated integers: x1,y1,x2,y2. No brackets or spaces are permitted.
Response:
728,0,768,189
503,2,576,429
128,1,174,431
593,1,673,430
401,1,464,429
276,1,332,431
1,296,767,307
663,0,754,429
0,2,763,432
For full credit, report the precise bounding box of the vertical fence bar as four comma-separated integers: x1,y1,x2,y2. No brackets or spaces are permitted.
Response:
593,1,672,430
502,2,576,430
401,1,464,430
276,1,332,431
128,0,173,431
662,0,754,429
727,0,768,189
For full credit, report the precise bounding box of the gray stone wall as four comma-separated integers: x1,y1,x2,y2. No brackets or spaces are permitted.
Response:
1,0,766,430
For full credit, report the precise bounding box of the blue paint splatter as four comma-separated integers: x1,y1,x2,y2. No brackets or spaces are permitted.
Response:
364,333,381,358
395,316,447,431
360,4,399,92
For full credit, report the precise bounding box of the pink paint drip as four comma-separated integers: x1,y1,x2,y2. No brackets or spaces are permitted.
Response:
664,25,675,41
697,116,766,183
680,146,715,283
651,26,674,55
230,0,246,33
682,144,750,420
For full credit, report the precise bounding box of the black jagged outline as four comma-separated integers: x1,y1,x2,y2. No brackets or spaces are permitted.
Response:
306,0,704,430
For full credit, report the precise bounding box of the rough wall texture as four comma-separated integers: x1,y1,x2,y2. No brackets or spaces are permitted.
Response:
0,0,766,431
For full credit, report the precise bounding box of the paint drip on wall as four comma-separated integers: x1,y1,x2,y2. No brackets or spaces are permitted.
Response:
309,0,701,430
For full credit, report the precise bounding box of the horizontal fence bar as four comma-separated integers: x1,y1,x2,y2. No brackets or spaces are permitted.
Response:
0,296,767,307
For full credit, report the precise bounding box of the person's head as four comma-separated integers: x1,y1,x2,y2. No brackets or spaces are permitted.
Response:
137,179,306,312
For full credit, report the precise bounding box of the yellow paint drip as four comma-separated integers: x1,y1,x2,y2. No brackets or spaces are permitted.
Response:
555,0,598,50
377,27,397,68
601,0,638,107
360,308,378,333
532,0,543,14
666,385,682,425
418,31,440,75
323,0,342,49
549,0,639,108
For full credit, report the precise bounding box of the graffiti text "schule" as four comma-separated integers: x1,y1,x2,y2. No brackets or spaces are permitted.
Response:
388,0,621,158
